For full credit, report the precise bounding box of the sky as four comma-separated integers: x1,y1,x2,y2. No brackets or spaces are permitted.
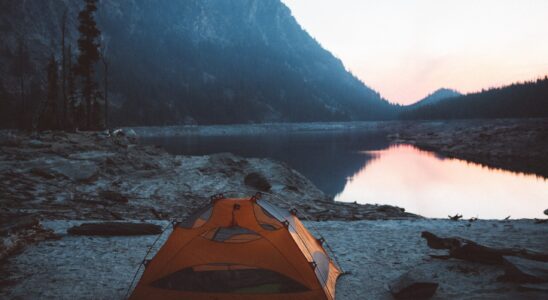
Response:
281,0,548,105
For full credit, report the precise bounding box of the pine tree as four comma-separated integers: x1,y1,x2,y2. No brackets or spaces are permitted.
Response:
38,55,60,130
9,37,34,129
101,52,109,130
67,44,77,130
75,0,101,130
0,81,11,128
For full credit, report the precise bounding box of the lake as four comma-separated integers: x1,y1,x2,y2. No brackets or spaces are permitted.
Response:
141,129,548,219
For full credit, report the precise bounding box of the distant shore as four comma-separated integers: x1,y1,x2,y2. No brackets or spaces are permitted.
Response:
384,118,548,178
132,118,548,178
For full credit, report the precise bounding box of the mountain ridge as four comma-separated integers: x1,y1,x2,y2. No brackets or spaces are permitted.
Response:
0,0,395,127
409,88,462,107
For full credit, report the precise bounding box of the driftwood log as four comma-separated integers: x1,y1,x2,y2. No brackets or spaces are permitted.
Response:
0,215,39,236
67,222,162,236
421,231,548,264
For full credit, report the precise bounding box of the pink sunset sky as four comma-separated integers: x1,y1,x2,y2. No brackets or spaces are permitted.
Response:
282,0,548,105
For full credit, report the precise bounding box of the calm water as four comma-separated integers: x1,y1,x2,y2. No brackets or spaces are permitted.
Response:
142,130,548,219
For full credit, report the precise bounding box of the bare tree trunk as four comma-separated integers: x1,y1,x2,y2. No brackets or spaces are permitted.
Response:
61,10,68,129
100,39,109,131
19,75,25,123
103,58,109,129
85,76,91,130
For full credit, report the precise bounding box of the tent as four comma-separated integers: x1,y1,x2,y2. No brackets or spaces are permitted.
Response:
129,193,341,299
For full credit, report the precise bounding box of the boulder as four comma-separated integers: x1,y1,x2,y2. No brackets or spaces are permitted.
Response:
28,157,99,182
502,256,548,283
544,209,548,216
52,160,99,182
99,190,129,203
67,222,162,236
244,172,271,191
389,270,438,299
112,128,138,145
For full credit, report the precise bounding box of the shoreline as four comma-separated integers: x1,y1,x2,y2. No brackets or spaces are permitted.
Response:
384,118,548,178
130,118,548,178
0,129,417,222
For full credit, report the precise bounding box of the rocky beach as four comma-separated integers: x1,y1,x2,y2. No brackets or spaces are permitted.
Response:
0,128,417,263
1,119,547,299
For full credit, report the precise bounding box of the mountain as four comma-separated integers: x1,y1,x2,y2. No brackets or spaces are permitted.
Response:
409,88,461,108
400,78,548,120
0,0,395,127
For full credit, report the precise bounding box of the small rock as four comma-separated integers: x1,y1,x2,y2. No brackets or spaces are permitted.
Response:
544,209,548,216
28,140,50,149
30,167,56,179
99,190,129,203
67,222,162,236
244,172,271,191
389,270,438,299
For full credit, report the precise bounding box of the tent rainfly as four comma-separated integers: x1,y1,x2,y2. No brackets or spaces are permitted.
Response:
129,194,341,299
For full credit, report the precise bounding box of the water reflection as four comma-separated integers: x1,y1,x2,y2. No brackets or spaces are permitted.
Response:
142,132,547,219
335,145,548,219
142,130,389,196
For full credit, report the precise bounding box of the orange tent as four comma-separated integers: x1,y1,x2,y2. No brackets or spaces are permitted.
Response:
129,194,341,299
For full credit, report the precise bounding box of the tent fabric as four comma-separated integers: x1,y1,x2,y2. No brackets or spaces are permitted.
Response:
129,196,341,300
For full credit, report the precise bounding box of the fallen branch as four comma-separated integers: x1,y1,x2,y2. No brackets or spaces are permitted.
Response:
421,231,548,264
67,222,162,236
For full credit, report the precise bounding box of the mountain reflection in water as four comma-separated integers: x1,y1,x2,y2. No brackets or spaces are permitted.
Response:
142,131,547,219
335,145,548,219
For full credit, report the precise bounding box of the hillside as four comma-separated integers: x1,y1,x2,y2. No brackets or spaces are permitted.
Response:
409,88,461,108
0,0,394,127
400,78,548,120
